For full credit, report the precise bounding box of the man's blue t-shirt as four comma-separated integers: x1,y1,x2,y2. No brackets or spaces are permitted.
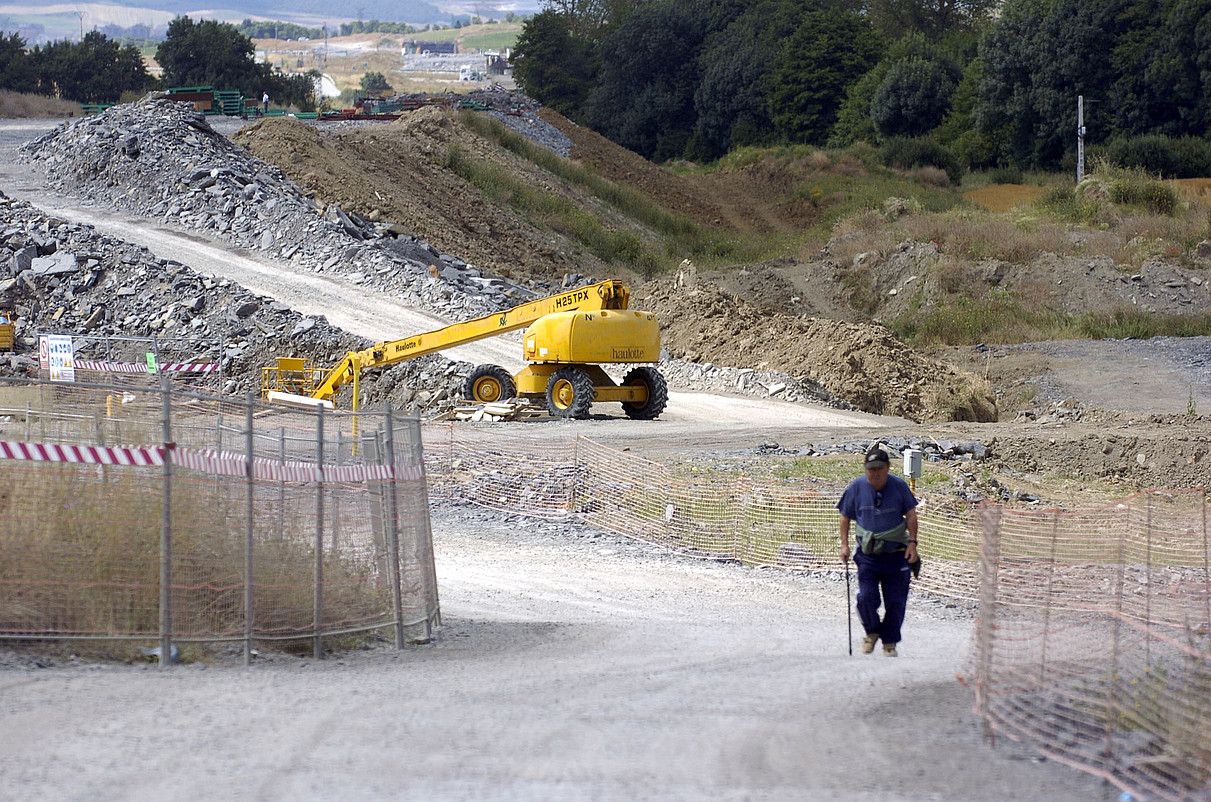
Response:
837,474,918,532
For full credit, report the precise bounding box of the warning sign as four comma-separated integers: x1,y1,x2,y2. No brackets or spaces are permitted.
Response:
46,334,74,383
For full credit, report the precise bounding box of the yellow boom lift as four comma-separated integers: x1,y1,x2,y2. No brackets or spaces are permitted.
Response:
261,280,668,420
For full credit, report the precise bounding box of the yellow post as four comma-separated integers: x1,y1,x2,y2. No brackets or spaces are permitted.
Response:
106,394,113,418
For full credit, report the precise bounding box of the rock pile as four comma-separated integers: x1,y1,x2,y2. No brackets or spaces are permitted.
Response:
18,95,537,319
0,191,467,411
653,359,844,408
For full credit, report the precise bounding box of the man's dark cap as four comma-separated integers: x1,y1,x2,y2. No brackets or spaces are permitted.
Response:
864,447,890,467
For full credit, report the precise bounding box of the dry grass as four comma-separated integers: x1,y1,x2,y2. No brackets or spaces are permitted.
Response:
964,183,1047,212
0,90,82,119
1173,178,1211,208
911,166,952,188
0,464,389,646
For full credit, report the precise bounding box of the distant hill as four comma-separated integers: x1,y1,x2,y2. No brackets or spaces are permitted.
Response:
70,0,449,24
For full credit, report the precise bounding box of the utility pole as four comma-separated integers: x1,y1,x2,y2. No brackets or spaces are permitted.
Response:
1076,95,1086,184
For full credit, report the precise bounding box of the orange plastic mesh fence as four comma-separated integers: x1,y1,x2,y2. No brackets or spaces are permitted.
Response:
974,496,1210,802
0,378,439,645
424,425,1209,799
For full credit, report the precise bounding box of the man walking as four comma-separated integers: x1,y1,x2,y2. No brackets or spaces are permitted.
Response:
262,91,270,114
838,445,919,656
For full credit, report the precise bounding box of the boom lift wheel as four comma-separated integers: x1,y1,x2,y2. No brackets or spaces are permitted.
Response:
620,366,668,420
464,364,516,403
546,366,595,419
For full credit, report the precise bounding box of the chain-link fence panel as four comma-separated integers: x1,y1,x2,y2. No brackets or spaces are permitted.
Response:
0,377,439,658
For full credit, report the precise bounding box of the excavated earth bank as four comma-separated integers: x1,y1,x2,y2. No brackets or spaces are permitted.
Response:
638,273,998,423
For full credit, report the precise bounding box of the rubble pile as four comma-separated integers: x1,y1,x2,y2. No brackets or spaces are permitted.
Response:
0,191,467,411
638,275,999,423
653,359,844,408
18,95,537,318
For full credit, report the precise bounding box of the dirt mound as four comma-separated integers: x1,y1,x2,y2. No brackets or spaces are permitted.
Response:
636,272,997,423
234,110,630,286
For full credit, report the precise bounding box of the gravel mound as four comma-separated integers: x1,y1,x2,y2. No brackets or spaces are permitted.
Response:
17,95,537,319
0,191,467,411
637,273,998,423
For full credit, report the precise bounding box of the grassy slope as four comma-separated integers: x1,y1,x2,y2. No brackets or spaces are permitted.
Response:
307,104,1210,348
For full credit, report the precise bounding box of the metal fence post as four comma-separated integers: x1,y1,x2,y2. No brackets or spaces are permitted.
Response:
383,406,406,650
277,427,286,541
332,431,343,559
313,406,325,660
414,419,440,631
244,391,255,667
159,376,173,670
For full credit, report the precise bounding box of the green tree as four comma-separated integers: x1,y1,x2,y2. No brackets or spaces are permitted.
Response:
156,17,315,111
511,10,598,117
829,31,959,146
976,0,1133,167
360,71,393,95
1140,0,1211,136
29,32,149,103
690,0,839,158
0,32,35,93
865,0,1000,38
582,0,739,160
871,58,958,137
767,9,881,145
935,57,998,168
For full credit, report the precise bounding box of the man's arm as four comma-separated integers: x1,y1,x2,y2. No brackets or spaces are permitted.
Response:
905,507,919,563
839,514,851,563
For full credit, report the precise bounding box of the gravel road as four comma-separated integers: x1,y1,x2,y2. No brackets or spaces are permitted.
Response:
0,117,1119,799
1005,337,1211,413
0,506,1101,801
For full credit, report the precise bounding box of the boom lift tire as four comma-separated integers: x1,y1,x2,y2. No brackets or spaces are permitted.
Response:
546,366,595,419
620,366,668,420
464,364,516,403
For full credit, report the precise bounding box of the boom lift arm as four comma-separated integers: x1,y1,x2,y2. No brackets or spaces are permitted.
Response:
266,280,633,408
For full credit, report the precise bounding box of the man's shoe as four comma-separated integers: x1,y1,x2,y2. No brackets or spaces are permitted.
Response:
883,643,898,657
861,633,879,654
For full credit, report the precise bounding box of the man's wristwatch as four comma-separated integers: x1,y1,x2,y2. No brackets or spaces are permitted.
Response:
907,539,918,544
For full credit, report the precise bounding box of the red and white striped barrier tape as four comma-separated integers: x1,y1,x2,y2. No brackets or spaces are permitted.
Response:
0,441,422,483
163,363,219,374
74,360,220,374
0,440,164,466
175,448,423,483
75,360,150,374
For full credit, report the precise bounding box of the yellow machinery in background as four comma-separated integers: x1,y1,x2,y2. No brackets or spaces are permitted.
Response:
261,280,668,420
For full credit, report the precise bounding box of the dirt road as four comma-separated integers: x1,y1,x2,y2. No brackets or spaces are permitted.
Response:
0,507,1101,801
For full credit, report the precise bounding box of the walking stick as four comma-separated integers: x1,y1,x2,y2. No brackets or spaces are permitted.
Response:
845,556,853,656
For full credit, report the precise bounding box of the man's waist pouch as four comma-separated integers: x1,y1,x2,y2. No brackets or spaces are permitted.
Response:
855,522,909,555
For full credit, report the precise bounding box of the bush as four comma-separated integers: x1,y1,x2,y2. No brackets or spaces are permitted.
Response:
1104,135,1211,179
879,137,964,183
1109,177,1179,216
988,166,1024,184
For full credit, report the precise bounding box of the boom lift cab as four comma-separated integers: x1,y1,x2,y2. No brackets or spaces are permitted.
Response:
262,280,669,420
